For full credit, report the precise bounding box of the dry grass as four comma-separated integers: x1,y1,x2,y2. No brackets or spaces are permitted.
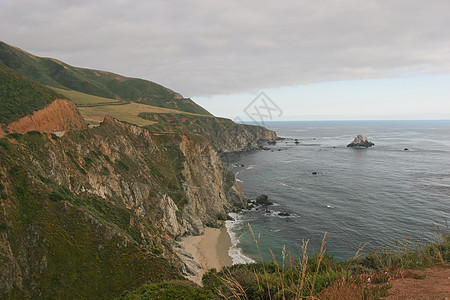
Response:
212,220,449,300
78,103,185,126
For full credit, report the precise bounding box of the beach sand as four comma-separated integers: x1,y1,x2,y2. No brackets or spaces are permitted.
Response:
180,226,233,285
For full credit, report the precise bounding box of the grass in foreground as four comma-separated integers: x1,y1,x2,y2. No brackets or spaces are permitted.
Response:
119,221,449,299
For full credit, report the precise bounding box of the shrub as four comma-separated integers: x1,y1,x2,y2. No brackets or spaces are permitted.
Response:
116,160,130,171
0,222,7,231
48,191,64,202
119,280,215,300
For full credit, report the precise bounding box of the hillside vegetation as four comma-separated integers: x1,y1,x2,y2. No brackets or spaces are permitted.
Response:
0,64,63,125
0,41,211,115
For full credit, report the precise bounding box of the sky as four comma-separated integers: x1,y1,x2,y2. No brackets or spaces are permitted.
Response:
1,0,449,120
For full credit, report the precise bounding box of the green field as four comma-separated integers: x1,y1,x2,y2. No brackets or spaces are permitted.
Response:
50,87,121,105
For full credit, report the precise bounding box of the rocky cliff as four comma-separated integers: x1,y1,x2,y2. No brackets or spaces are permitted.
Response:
0,116,246,298
1,98,86,134
140,112,278,153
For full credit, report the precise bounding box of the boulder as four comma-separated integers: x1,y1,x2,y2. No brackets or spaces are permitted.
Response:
256,194,273,205
347,135,374,148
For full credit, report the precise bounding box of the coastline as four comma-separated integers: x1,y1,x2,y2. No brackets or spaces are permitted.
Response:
180,226,233,285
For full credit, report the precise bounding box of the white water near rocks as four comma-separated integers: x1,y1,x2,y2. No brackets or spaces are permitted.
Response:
225,120,450,263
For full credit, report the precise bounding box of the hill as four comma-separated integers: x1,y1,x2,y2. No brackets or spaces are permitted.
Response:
0,41,211,115
0,64,62,125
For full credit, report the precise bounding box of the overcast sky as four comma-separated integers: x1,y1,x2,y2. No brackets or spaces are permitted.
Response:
1,0,449,120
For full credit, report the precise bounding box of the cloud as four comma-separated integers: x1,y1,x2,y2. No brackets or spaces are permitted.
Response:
1,0,450,96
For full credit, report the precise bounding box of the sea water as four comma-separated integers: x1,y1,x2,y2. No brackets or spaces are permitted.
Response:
225,120,450,263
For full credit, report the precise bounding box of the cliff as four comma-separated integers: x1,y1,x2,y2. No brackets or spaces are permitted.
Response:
140,112,278,153
0,116,246,298
2,98,86,134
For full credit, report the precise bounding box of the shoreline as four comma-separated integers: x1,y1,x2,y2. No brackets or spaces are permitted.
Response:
180,226,233,285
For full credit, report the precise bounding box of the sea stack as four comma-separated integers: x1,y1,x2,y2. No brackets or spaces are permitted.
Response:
347,135,374,148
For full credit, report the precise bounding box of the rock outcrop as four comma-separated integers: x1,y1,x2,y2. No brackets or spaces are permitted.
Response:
347,135,374,148
2,98,86,134
256,194,273,205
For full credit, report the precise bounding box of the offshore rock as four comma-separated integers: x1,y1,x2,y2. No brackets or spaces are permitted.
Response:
256,194,273,205
347,135,374,148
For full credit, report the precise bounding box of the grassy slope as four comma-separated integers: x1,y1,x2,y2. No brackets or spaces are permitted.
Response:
0,64,63,125
49,86,121,105
0,41,212,115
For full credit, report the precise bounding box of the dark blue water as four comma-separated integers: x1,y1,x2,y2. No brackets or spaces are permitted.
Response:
225,120,450,263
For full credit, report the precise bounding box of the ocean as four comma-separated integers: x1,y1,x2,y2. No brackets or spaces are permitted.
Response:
224,120,450,264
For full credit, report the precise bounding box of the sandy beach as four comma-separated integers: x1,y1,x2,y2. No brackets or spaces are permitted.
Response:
180,226,233,285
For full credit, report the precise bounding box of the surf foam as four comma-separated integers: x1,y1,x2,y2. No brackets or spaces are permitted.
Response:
226,213,256,265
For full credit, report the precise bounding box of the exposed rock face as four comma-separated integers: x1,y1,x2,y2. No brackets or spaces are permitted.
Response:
212,123,278,153
0,116,246,298
180,135,247,234
2,99,86,134
347,135,374,148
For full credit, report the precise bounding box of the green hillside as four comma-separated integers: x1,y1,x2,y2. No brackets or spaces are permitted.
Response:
0,64,63,125
0,41,211,115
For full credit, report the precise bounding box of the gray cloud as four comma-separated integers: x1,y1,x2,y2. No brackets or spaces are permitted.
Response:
1,0,449,96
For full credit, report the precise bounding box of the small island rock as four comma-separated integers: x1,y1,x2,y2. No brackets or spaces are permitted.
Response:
347,135,374,148
278,212,290,217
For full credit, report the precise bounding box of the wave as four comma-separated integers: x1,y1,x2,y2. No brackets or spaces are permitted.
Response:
263,210,294,218
280,160,294,163
246,165,255,170
226,213,256,265
280,182,303,191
